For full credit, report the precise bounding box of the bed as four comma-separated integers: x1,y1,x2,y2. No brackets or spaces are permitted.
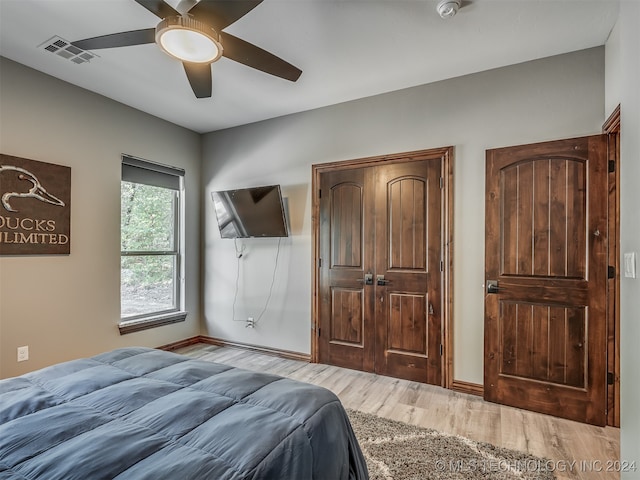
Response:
0,347,368,479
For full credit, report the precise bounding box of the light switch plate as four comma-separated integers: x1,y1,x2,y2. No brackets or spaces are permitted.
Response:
624,252,637,279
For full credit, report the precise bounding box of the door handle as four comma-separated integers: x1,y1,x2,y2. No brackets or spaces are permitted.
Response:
376,275,390,286
487,280,499,294
357,273,374,285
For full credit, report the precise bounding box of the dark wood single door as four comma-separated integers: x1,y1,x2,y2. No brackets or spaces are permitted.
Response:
318,157,442,385
484,135,608,425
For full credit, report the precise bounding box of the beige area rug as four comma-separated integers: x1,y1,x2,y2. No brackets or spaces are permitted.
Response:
347,409,557,480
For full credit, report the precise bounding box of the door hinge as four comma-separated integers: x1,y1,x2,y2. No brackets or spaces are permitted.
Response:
439,344,443,356
607,371,615,385
608,266,615,279
608,160,615,173
318,258,322,268
319,189,322,198
439,177,444,189
440,260,444,272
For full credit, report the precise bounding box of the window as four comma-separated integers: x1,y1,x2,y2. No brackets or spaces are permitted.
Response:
119,156,186,334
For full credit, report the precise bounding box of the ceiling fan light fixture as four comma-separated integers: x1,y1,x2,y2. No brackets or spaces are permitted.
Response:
156,15,222,63
437,0,461,19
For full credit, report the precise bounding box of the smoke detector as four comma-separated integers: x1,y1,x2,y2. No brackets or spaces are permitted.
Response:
437,0,461,19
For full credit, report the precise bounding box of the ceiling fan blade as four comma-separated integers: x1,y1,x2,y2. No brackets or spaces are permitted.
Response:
188,0,263,31
221,32,301,82
133,0,180,18
72,29,156,50
183,62,212,98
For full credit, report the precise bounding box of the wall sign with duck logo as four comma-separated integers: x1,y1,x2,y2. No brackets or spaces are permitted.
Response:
0,154,71,255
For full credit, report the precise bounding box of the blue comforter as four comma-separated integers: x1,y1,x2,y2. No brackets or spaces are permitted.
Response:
0,347,368,479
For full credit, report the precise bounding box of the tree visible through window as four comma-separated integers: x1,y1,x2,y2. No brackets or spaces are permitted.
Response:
120,156,184,324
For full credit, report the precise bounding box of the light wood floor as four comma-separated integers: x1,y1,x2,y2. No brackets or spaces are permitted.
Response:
176,343,620,480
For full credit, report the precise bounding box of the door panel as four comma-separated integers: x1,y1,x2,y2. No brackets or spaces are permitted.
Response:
319,168,375,372
388,177,427,270
330,183,363,268
499,302,586,387
485,135,608,425
388,293,428,354
375,160,442,384
500,158,587,278
330,288,364,345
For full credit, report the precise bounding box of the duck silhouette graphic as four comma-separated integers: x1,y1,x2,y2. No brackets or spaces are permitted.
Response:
0,165,66,213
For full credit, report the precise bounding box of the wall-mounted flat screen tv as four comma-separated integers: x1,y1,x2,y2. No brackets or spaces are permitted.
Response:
212,185,289,238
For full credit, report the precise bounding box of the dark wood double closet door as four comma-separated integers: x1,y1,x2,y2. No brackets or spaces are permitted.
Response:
316,151,445,385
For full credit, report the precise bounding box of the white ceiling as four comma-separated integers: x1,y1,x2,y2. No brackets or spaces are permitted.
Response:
0,0,619,134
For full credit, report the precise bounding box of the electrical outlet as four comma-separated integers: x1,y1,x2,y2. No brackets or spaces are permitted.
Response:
246,317,255,328
17,346,29,362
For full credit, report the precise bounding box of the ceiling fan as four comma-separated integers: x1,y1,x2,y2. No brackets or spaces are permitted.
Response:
71,0,302,98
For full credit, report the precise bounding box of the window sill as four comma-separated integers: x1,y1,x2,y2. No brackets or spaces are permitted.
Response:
118,311,187,335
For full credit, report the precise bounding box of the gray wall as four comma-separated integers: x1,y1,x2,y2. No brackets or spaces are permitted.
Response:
0,58,202,379
606,2,640,475
202,47,606,384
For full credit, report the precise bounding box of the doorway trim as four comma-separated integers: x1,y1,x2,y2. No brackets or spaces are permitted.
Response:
310,146,454,388
603,104,621,427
